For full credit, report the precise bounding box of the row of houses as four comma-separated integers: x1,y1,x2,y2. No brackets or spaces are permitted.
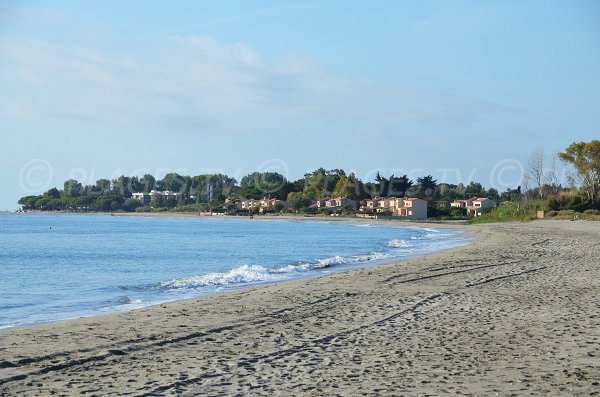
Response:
131,190,495,219
450,197,496,217
358,197,428,219
235,197,288,212
131,190,197,205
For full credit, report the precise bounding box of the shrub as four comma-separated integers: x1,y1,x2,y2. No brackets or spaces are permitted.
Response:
584,209,600,215
468,201,537,224
545,210,558,217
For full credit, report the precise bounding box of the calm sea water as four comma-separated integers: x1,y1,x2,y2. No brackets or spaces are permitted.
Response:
0,214,470,329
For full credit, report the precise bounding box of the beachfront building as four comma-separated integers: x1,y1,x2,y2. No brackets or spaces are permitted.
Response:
394,198,428,220
131,192,150,204
317,197,357,211
238,197,288,212
359,197,428,219
450,199,472,209
259,197,288,212
466,197,496,217
240,199,261,210
132,190,197,206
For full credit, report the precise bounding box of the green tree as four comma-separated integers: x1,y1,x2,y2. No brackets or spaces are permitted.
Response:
111,176,133,198
332,174,360,200
95,179,111,194
416,175,437,197
559,140,600,207
390,175,413,197
150,193,164,208
303,168,345,199
239,172,289,199
44,187,61,198
160,173,185,192
140,174,156,192
287,191,311,210
63,180,83,197
123,198,143,212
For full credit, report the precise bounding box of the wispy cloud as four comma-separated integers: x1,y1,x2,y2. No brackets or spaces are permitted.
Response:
0,32,517,136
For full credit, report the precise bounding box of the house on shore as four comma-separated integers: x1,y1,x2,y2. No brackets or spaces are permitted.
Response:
238,197,288,213
394,198,428,219
359,197,428,220
316,197,357,211
466,197,496,217
131,190,197,206
451,197,496,217
131,192,150,205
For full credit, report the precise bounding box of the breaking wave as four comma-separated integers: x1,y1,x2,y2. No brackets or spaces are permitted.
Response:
386,239,413,248
158,252,394,290
144,226,470,295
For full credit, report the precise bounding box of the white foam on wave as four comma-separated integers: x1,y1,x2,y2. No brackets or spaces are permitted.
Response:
159,251,394,290
119,296,144,305
159,265,286,289
156,228,469,292
386,239,413,248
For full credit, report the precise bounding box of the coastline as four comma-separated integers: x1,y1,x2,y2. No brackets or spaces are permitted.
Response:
0,214,473,330
13,210,470,225
1,220,598,395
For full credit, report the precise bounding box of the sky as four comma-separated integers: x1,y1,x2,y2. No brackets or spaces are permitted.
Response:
1,0,599,209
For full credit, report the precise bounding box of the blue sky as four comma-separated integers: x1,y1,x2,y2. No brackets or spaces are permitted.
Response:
1,0,599,209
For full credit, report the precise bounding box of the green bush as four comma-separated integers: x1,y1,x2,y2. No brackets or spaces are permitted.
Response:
468,201,537,224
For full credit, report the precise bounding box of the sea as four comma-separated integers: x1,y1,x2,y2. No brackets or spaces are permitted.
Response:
0,214,471,329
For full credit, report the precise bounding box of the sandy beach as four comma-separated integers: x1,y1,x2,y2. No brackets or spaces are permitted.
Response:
0,220,598,396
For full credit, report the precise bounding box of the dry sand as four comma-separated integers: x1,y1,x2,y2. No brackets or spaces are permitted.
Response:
0,220,599,396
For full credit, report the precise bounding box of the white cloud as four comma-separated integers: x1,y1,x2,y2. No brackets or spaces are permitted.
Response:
0,32,516,136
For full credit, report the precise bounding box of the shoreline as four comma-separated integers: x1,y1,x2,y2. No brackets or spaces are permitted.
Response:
12,209,471,225
0,216,474,332
1,220,598,395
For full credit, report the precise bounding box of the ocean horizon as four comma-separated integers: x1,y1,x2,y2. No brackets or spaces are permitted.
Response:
0,214,470,330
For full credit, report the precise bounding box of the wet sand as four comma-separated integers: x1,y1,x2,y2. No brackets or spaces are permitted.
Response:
1,220,599,396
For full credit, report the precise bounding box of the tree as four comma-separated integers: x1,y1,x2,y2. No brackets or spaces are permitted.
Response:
123,198,143,212
150,193,164,208
63,179,83,197
140,174,156,193
332,174,359,200
95,179,111,194
559,140,600,207
465,182,485,197
373,172,389,197
546,151,560,195
160,173,185,192
238,172,295,200
390,175,413,197
416,175,437,197
287,192,311,211
303,168,345,199
526,147,545,200
44,187,61,198
111,176,132,198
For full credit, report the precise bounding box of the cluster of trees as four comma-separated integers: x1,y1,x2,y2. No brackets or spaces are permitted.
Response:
19,168,501,215
522,140,600,212
20,139,597,217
